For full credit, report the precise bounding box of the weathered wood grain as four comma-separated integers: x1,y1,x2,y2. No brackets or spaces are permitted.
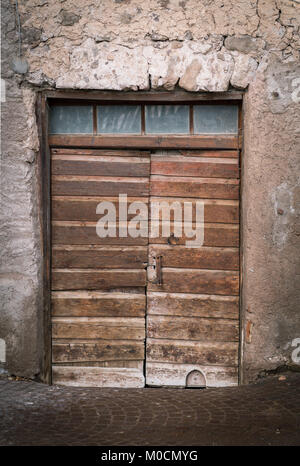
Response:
51,148,149,157
52,366,145,388
147,268,239,295
150,175,239,199
51,268,146,290
147,292,239,319
151,155,239,178
149,245,239,270
52,196,238,223
53,339,145,363
52,196,149,221
150,197,239,224
52,245,148,269
147,315,239,341
52,221,148,245
52,175,149,197
146,362,238,387
52,154,150,177
49,134,239,150
179,150,238,159
149,222,239,247
146,338,239,366
52,317,145,340
52,291,146,317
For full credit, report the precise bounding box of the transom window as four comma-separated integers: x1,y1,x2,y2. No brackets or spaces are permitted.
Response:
49,103,238,135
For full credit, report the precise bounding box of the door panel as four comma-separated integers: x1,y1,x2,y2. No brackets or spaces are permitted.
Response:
145,150,240,388
51,148,150,388
50,147,240,388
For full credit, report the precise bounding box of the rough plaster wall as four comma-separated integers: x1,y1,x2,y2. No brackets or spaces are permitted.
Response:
242,55,300,382
0,0,299,382
1,2,43,377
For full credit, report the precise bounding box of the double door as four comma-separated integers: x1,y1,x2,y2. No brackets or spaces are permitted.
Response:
50,147,240,387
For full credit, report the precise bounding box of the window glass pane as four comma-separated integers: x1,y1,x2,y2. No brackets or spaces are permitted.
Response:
97,105,141,134
145,105,189,134
194,105,238,134
49,105,93,134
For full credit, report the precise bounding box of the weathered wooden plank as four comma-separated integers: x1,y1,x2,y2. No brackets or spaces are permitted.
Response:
51,291,146,317
148,268,239,295
147,315,239,342
151,175,239,199
146,362,238,387
51,148,149,157
53,339,145,362
52,154,150,177
47,89,243,102
150,197,239,224
149,245,239,270
149,222,239,247
146,338,238,366
52,175,149,197
51,268,146,290
151,155,239,178
52,245,148,269
52,221,148,245
52,366,144,388
53,360,144,369
179,150,238,158
49,134,239,150
147,292,239,319
52,196,149,221
52,317,145,340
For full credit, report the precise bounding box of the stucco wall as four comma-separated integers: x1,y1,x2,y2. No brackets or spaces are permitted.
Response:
1,0,299,383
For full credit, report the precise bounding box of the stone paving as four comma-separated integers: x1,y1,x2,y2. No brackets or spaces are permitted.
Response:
0,373,299,446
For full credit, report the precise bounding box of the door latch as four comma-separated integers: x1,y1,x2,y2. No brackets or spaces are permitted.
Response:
147,255,163,285
156,255,162,285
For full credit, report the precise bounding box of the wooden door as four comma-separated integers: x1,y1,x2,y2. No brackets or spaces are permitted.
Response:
50,147,240,388
146,150,240,387
50,148,150,387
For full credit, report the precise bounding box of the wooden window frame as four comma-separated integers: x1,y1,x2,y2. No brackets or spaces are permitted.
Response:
36,89,244,384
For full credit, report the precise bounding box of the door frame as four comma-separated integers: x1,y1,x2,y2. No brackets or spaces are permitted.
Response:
36,89,244,385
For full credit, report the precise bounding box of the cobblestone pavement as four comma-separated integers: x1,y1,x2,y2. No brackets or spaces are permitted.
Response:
0,373,299,446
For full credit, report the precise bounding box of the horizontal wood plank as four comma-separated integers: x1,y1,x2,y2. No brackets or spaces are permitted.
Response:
52,196,149,221
52,245,148,269
149,245,239,270
146,338,238,366
52,221,148,245
51,269,146,290
147,268,239,295
52,196,238,223
52,366,144,388
150,197,239,223
147,292,239,319
52,154,150,177
149,222,239,247
179,150,238,158
51,148,150,157
151,155,239,178
52,317,145,340
53,339,144,362
47,89,243,102
51,175,149,197
146,362,238,387
52,175,149,197
151,176,239,199
147,315,239,342
52,291,146,317
49,134,239,150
